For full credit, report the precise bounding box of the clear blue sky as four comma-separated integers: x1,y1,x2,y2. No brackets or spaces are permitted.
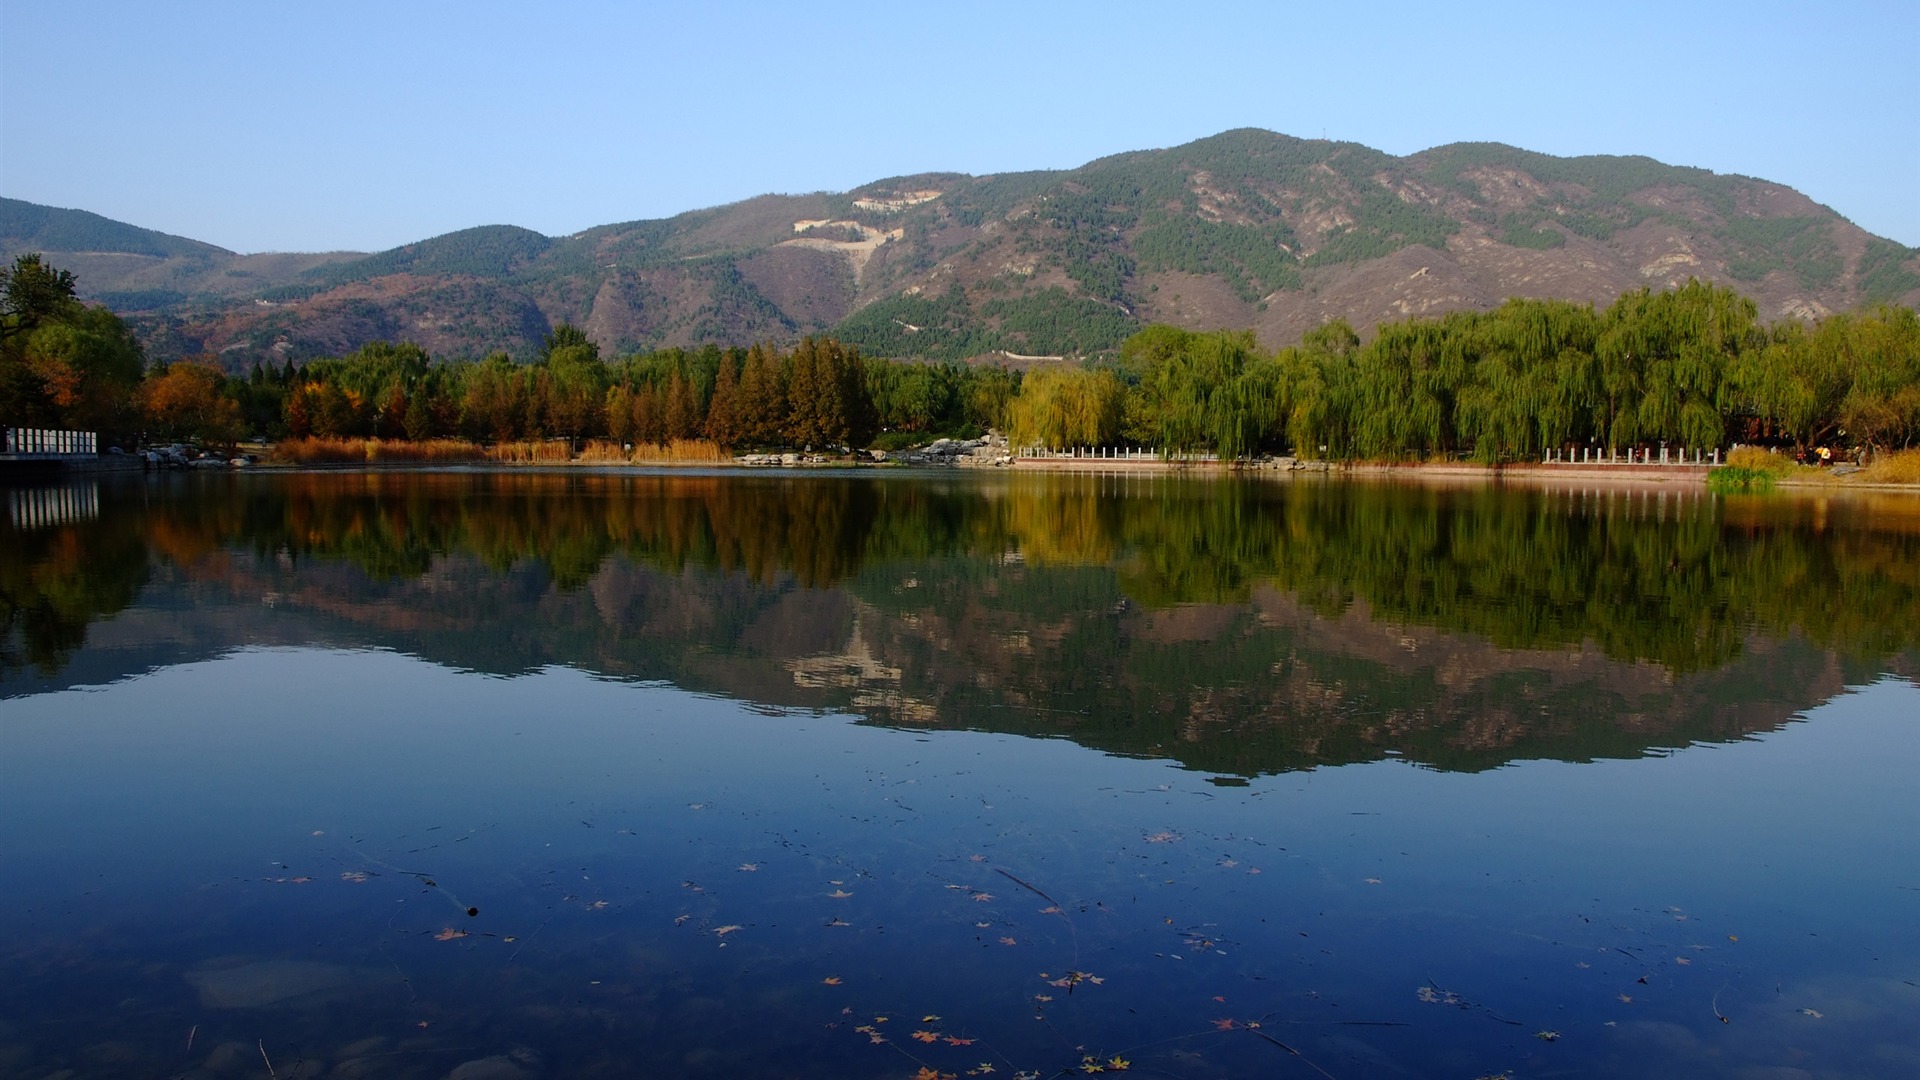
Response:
3,0,1914,253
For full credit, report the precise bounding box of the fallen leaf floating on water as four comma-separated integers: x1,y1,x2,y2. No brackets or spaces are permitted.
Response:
713,925,743,936
737,863,758,872
1534,1030,1561,1042
822,976,842,985
972,892,994,902
915,1069,955,1080
1800,1008,1824,1018
1145,831,1180,844
945,1036,975,1046
913,1030,941,1043
340,871,370,883
1107,1057,1131,1072
1617,994,1633,1004
1364,878,1382,885
1212,1018,1237,1031
1000,937,1018,946
433,928,467,941
829,889,854,899
922,1015,941,1022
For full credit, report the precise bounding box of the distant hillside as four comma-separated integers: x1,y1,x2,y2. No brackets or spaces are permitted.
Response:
7,130,1918,370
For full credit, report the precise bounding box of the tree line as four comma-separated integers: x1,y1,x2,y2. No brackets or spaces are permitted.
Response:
1008,281,1920,460
4,253,1917,461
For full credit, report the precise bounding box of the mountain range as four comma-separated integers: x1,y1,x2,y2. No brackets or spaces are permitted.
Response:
6,129,1917,370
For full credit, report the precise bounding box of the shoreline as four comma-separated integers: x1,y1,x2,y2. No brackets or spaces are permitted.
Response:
51,452,1919,495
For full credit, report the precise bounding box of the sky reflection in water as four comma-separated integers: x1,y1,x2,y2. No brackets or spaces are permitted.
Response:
2,472,1919,1079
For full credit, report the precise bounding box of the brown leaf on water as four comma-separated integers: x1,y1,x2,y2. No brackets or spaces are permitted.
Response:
945,1036,975,1046
1144,831,1180,843
713,925,743,936
969,854,987,862
737,863,759,872
912,1030,941,1043
1000,936,1018,946
829,889,854,899
1212,1017,1236,1030
433,928,467,941
971,892,994,902
822,976,842,985
340,871,370,883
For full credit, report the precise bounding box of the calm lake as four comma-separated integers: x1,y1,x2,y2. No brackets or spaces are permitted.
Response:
3,469,1917,1080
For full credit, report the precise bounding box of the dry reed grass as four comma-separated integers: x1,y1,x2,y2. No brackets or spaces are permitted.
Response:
270,437,486,464
1724,446,1797,475
1862,448,1920,484
576,438,732,463
486,440,575,463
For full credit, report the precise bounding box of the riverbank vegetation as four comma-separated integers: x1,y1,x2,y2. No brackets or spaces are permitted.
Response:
4,255,1917,469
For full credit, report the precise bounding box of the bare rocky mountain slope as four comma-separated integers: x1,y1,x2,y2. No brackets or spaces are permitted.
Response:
6,129,1917,370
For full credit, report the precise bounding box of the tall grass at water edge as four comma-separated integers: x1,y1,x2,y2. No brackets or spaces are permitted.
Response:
269,437,488,464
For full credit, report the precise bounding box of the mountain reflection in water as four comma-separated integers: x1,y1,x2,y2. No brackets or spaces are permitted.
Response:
5,469,1917,775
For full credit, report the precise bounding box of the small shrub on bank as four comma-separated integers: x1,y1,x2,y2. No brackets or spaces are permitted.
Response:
1707,465,1778,493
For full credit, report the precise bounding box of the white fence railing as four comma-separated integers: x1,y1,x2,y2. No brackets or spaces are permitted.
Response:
1543,446,1719,466
1017,445,1218,462
4,428,97,456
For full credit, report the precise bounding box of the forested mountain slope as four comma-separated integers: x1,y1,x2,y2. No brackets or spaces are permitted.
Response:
6,130,1917,369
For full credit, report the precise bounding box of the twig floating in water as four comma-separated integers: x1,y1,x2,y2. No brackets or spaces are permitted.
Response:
995,867,1060,907
1247,1027,1341,1080
259,1040,279,1080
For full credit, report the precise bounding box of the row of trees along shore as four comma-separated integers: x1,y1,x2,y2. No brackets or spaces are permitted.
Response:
4,254,1918,460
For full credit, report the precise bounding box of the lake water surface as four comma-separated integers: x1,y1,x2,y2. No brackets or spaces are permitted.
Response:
3,470,1917,1079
